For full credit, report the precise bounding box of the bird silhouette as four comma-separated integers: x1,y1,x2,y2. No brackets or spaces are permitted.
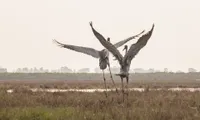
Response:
90,22,154,100
53,23,144,97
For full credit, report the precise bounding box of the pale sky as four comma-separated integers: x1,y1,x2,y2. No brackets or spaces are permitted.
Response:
0,0,200,72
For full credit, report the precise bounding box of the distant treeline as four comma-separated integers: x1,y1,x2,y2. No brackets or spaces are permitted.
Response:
0,72,200,81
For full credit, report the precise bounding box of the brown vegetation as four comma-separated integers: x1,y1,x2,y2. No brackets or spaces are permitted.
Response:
1,73,200,119
0,87,200,120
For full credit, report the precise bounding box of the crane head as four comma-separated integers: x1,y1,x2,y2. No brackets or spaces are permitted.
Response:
123,45,128,51
107,37,110,42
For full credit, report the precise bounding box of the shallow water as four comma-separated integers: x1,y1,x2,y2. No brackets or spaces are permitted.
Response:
6,87,200,93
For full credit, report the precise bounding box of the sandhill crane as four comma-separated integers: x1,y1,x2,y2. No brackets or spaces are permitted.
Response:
53,27,144,97
90,22,154,100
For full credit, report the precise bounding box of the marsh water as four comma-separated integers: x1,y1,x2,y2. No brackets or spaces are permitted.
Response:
6,87,200,93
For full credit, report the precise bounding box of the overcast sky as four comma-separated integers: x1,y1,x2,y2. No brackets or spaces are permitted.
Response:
0,0,199,72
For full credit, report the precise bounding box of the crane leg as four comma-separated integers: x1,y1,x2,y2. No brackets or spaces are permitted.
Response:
125,76,129,101
121,77,125,102
107,61,119,94
102,70,108,98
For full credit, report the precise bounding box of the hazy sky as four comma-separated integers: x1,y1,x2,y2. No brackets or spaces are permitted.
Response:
0,0,200,72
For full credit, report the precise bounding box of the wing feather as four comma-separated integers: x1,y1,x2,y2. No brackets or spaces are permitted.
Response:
53,39,100,58
113,30,145,48
124,24,155,63
89,22,123,64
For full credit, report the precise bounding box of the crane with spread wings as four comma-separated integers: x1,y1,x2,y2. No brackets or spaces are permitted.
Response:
89,22,154,100
53,27,144,97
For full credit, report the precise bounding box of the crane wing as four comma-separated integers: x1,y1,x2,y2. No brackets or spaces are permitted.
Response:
89,22,123,64
53,39,100,58
113,30,145,48
124,24,155,64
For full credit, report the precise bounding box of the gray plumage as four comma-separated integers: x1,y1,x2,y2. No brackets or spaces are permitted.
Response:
90,23,154,76
90,22,154,100
53,25,144,96
53,26,144,71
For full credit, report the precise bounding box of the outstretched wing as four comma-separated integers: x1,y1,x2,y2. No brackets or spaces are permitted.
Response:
53,39,100,58
124,24,155,64
113,30,145,48
89,22,123,65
